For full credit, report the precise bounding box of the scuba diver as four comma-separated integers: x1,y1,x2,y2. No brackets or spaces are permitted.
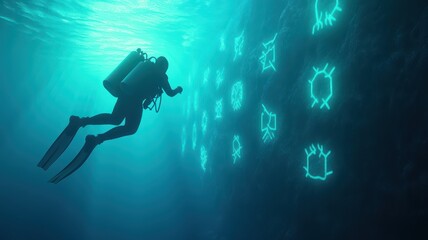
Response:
38,48,183,184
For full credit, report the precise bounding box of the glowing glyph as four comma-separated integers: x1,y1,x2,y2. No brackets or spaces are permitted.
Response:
203,67,210,85
259,33,278,72
215,98,223,120
312,0,342,35
309,63,335,110
200,145,207,172
220,34,226,51
234,31,244,61
192,122,197,150
201,110,208,135
216,68,224,89
261,104,277,143
231,81,243,111
232,135,242,164
304,144,333,181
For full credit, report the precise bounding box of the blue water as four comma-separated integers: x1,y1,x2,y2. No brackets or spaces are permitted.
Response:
1,0,427,239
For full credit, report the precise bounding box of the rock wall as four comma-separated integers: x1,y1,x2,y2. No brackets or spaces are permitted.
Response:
196,0,427,238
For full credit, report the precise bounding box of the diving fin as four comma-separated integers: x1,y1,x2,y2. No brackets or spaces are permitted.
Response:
37,116,81,170
49,135,98,184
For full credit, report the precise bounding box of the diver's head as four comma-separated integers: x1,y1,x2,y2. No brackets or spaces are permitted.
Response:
156,56,169,73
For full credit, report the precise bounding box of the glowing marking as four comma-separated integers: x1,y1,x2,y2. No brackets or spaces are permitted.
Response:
304,144,333,180
194,91,199,111
259,33,278,72
309,63,335,110
201,111,208,135
261,104,277,143
220,34,226,51
312,0,342,35
181,127,186,154
216,68,224,89
203,68,210,85
234,30,244,61
192,123,197,150
231,81,243,110
215,98,223,120
200,145,208,172
232,135,242,164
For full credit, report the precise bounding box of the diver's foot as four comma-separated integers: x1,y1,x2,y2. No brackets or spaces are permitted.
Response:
69,115,82,128
85,135,102,148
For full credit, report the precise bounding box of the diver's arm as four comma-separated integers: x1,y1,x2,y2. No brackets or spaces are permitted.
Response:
161,77,183,97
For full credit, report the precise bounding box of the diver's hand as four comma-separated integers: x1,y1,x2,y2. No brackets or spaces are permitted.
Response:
176,86,183,94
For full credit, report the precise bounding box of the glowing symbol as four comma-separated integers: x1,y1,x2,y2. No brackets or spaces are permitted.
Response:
231,81,243,110
216,68,224,89
259,33,278,72
234,30,244,61
261,104,277,143
203,68,210,85
194,91,199,111
220,34,226,51
192,123,197,150
232,135,242,164
181,127,186,154
200,145,208,172
201,111,208,135
309,63,335,110
215,98,223,120
304,144,333,180
312,0,342,35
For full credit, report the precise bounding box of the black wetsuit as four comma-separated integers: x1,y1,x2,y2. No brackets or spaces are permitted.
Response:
80,72,180,143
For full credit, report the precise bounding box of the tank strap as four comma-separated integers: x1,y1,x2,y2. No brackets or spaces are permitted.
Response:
147,56,157,63
137,49,161,112
146,92,163,113
154,94,162,113
138,48,156,63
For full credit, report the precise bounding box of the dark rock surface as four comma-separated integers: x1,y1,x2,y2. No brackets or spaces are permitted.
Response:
199,0,428,238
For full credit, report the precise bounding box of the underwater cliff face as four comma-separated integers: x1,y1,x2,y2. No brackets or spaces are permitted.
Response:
0,0,427,239
201,0,428,239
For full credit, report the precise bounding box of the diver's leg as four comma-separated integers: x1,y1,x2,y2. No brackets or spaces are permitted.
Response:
94,103,142,144
79,98,126,127
80,113,123,126
49,113,140,183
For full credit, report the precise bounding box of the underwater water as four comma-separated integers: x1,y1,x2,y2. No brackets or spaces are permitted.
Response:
0,0,427,239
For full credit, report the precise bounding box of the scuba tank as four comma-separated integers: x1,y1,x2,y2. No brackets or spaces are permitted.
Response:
103,48,145,97
120,60,158,99
103,48,163,112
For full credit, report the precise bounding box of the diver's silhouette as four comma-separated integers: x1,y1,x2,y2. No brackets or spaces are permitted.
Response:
38,49,183,184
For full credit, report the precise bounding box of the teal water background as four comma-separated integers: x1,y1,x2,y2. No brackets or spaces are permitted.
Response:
0,1,245,239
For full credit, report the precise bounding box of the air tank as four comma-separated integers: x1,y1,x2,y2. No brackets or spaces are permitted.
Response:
121,61,157,99
103,50,142,97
